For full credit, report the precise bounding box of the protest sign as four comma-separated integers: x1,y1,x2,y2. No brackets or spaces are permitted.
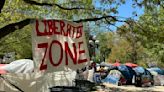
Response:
32,19,90,73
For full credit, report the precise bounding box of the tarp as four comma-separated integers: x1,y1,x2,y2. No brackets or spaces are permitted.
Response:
0,73,41,92
133,66,145,74
113,62,120,66
147,69,158,76
0,59,34,73
102,70,122,85
0,59,77,92
117,65,136,84
125,63,138,68
148,67,164,75
0,71,76,92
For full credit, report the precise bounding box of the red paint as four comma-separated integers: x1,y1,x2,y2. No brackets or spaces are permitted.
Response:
38,42,48,70
66,24,71,37
65,42,77,65
78,41,87,64
60,20,66,36
47,20,53,35
76,26,83,38
36,20,48,36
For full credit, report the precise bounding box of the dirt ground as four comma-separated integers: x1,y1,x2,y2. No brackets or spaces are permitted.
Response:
104,84,164,92
93,83,164,92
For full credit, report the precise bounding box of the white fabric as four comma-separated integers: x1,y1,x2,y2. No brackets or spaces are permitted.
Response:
87,68,94,82
32,19,90,73
0,70,77,92
1,59,34,73
0,59,77,92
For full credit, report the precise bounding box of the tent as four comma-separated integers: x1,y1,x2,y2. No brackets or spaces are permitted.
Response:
108,65,136,85
153,74,164,86
148,67,164,75
133,66,145,74
100,62,112,67
102,69,124,85
0,59,77,92
125,63,138,68
117,65,136,84
112,62,121,66
147,68,164,86
133,66,154,87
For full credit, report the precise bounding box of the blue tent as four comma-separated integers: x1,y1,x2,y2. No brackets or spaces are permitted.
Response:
133,66,145,74
101,70,122,85
148,67,164,75
133,66,154,87
117,65,136,84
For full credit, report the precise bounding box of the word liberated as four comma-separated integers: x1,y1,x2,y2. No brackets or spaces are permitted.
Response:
36,20,83,38
32,19,90,72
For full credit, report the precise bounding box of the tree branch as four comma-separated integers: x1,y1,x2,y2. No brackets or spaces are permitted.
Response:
0,19,32,39
23,0,92,10
0,0,5,13
0,15,125,39
74,15,125,23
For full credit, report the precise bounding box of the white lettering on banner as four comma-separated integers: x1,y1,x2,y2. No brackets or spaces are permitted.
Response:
32,19,90,73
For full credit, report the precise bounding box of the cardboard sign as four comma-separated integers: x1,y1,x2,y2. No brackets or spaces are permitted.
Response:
32,19,90,73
